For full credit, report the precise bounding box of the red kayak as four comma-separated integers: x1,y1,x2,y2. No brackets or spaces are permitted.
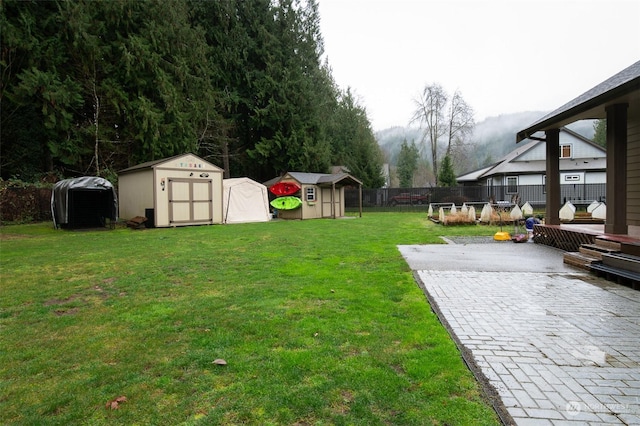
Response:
269,181,300,196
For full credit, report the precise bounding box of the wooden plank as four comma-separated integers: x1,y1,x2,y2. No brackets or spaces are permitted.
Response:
564,252,598,270
602,253,640,273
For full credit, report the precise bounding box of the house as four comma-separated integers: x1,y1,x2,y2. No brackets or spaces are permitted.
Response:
118,153,224,227
264,172,362,219
516,59,640,236
457,127,606,202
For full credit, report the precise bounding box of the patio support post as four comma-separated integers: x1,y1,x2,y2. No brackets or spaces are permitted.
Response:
605,103,628,234
545,128,561,225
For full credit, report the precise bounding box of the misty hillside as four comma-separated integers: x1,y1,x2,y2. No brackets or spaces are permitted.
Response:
375,111,596,175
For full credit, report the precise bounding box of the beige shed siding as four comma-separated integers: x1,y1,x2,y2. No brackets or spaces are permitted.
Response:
118,154,223,227
274,178,303,220
321,187,332,217
118,170,154,220
278,208,302,220
303,185,322,218
320,187,343,218
335,187,344,216
627,101,640,229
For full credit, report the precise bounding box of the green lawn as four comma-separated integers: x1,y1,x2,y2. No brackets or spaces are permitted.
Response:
0,214,502,425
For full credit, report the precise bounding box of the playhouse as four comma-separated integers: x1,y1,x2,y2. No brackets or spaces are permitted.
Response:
264,171,362,219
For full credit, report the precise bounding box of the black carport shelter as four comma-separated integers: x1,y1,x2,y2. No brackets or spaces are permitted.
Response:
51,177,118,229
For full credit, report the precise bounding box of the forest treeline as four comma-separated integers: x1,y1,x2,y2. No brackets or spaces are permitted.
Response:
1,0,386,187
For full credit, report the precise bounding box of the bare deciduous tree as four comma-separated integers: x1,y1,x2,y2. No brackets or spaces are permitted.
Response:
446,90,474,157
411,83,447,185
411,84,475,185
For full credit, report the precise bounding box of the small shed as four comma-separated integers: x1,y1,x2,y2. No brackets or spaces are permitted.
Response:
264,172,362,220
223,177,271,224
51,176,118,229
118,153,223,227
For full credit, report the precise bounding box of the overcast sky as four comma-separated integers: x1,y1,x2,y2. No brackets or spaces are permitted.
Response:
318,0,640,131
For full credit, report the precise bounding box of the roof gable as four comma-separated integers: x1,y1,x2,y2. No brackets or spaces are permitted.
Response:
458,127,606,181
285,172,326,184
267,171,362,187
118,153,223,174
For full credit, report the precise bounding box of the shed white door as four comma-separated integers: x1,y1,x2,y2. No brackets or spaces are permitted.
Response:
168,178,213,225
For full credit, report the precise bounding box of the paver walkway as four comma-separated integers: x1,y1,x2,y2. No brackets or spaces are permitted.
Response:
399,241,640,425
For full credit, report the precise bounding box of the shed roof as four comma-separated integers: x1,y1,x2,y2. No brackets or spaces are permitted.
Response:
517,60,640,142
265,172,362,187
118,153,223,174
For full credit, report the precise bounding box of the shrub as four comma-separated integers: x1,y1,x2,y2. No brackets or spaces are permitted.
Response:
0,179,53,224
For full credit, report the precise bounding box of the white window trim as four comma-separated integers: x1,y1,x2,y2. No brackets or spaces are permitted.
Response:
305,187,316,202
506,176,518,194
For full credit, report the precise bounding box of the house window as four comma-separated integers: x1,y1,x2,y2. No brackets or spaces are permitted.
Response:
506,176,518,194
542,175,546,194
306,187,316,202
564,175,580,181
560,144,572,158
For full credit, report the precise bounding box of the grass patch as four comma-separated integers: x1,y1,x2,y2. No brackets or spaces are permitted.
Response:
1,214,502,425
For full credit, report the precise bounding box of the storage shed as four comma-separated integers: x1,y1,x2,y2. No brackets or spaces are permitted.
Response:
118,153,223,227
51,176,118,229
223,177,271,224
264,172,362,220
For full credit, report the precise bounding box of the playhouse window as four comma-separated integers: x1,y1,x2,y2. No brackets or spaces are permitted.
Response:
306,187,316,201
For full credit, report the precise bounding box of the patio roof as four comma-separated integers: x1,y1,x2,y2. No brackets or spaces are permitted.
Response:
516,60,640,142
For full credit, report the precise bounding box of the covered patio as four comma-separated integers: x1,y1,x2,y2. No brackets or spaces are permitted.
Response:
517,60,640,285
517,59,640,237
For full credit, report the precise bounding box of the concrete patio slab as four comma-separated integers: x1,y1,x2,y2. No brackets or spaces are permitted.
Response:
399,240,640,425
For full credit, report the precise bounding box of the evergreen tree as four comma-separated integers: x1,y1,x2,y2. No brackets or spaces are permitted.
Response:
1,0,387,184
328,88,384,188
593,119,606,147
2,0,216,177
396,140,419,188
1,0,84,178
438,155,457,187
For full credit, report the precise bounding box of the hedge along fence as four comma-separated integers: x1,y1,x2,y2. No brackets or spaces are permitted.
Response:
0,180,53,223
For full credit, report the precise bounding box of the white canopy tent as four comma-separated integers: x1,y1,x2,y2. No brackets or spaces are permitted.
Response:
222,178,271,224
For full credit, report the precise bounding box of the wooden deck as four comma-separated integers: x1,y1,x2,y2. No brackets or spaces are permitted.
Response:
533,224,640,252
